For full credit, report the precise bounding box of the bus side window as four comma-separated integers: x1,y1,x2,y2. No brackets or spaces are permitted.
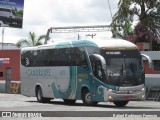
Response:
74,47,89,69
79,53,88,69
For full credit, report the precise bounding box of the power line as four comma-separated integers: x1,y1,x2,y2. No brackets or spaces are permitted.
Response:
44,25,111,44
107,0,113,21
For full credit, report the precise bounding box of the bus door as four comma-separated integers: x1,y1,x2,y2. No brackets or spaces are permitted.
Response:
89,54,106,101
91,61,103,80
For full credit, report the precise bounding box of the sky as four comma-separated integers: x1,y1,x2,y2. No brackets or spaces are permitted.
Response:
0,0,119,44
0,0,24,8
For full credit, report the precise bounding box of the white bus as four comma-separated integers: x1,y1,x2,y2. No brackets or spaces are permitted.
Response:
21,38,152,107
0,8,15,19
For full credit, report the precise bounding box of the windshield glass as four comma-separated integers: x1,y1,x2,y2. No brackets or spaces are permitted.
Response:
101,50,144,86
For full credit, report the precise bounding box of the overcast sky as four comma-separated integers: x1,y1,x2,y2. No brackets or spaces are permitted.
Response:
0,0,118,43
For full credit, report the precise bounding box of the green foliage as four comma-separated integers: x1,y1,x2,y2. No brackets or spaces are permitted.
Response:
111,0,160,44
16,32,46,48
13,7,23,16
16,10,23,17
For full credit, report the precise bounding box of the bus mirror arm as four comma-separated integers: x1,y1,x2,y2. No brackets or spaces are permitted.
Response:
44,27,52,44
141,54,152,69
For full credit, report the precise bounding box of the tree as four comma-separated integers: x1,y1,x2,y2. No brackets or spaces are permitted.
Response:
16,31,46,48
111,0,160,44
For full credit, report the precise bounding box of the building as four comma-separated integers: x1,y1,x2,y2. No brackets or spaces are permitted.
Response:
137,42,160,90
0,43,20,93
0,43,19,50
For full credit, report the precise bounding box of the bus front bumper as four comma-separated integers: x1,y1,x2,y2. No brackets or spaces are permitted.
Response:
103,85,145,102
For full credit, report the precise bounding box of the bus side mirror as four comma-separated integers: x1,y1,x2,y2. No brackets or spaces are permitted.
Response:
141,54,152,69
92,54,107,75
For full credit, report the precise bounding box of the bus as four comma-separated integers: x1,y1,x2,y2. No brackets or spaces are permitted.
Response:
21,38,152,107
0,8,15,19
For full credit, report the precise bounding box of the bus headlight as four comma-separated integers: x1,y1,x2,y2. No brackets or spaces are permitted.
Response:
141,88,145,91
108,89,112,92
142,95,145,99
108,95,113,100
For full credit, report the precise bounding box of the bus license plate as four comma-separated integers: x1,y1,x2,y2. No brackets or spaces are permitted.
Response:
124,96,132,100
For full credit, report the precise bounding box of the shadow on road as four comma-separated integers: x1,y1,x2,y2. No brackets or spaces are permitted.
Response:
27,100,157,110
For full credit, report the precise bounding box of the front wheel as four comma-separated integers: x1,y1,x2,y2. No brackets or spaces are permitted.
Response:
113,101,129,107
81,89,98,106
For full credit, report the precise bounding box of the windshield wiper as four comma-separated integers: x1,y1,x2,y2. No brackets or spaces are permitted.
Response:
121,62,124,75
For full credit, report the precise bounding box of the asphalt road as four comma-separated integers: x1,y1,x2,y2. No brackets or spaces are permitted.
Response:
0,94,160,120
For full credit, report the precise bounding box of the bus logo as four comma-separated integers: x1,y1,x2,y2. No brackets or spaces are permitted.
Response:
26,58,29,66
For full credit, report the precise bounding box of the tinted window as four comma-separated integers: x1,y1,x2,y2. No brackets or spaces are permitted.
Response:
154,60,160,71
21,47,88,68
0,8,10,12
0,72,3,77
86,46,100,55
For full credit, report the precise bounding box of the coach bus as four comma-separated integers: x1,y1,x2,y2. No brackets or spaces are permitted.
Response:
0,8,15,19
21,38,152,107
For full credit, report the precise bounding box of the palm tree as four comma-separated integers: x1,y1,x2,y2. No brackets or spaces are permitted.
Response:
16,31,46,48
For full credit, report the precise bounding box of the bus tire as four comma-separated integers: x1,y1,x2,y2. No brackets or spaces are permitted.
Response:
81,89,98,106
113,101,129,107
44,98,52,103
63,99,76,104
36,87,46,103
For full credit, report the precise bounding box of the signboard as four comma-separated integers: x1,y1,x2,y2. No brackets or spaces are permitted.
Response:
0,0,24,28
0,58,10,65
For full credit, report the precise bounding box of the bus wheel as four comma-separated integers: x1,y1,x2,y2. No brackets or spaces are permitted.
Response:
81,89,98,106
36,87,45,103
44,98,52,103
63,99,76,104
113,101,129,107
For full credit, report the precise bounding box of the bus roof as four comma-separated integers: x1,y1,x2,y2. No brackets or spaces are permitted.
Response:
21,38,138,51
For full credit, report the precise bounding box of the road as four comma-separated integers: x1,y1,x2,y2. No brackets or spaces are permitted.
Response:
0,94,160,120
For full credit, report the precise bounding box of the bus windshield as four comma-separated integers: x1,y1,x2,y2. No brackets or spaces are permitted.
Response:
101,50,144,86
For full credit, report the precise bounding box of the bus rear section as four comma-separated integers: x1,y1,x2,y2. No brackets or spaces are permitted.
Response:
20,46,93,104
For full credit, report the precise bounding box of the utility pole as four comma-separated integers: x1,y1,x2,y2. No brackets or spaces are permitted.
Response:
86,34,96,39
0,21,9,50
78,34,81,40
2,27,6,50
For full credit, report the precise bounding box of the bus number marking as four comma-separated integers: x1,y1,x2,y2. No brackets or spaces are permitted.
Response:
106,52,121,55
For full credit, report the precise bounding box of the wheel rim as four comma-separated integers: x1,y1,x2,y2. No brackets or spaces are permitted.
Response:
37,89,42,100
85,92,91,103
